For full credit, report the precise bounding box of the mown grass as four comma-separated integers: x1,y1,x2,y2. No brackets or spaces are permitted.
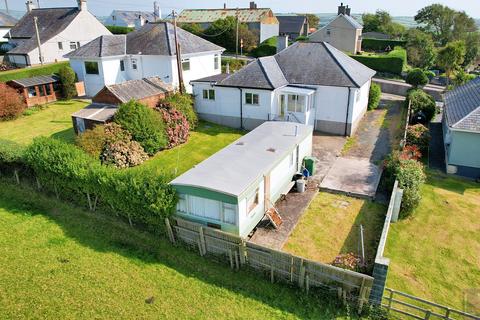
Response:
0,180,366,319
385,171,480,312
283,192,386,269
0,100,88,144
0,62,69,82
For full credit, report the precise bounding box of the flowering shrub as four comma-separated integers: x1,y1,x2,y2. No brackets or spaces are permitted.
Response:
101,139,148,169
157,93,197,129
401,145,422,161
157,108,190,148
76,125,107,159
104,123,132,144
332,253,365,272
406,124,430,151
0,83,26,120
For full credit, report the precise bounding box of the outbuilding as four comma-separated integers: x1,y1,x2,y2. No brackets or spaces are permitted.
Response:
7,75,60,107
170,121,313,238
71,103,117,134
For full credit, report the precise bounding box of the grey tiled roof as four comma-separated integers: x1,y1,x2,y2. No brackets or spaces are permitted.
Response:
6,7,80,54
97,77,174,103
444,76,480,132
277,15,307,34
217,41,375,90
191,73,231,83
341,14,363,29
0,11,17,27
9,75,59,87
67,22,224,58
109,10,156,25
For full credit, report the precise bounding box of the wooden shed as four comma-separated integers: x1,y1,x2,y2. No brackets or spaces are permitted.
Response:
7,75,60,107
71,103,118,134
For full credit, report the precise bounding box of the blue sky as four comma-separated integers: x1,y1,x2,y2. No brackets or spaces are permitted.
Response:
5,0,480,17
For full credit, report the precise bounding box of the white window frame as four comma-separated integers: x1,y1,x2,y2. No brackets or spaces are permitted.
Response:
214,54,220,70
182,58,190,71
177,194,237,226
245,92,259,105
58,42,63,50
202,89,215,100
69,41,77,50
131,58,138,70
286,94,306,113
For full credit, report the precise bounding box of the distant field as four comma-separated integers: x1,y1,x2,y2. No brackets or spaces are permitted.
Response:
0,62,68,82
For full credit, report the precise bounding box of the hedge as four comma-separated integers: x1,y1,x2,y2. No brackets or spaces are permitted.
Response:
361,38,406,51
0,62,69,83
350,47,407,75
106,25,135,34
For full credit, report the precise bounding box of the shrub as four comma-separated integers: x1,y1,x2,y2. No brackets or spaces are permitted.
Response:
58,65,77,99
396,159,426,216
0,83,26,120
368,83,382,110
332,253,365,272
351,47,407,75
101,139,148,168
401,145,422,161
76,125,107,159
407,89,437,122
406,68,429,87
157,93,197,129
424,70,436,79
158,108,190,148
251,36,277,57
361,38,406,51
221,57,247,73
104,123,132,144
106,25,134,34
453,70,476,86
406,124,430,151
114,100,167,155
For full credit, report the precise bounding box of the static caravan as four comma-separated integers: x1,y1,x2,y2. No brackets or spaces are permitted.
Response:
170,122,313,238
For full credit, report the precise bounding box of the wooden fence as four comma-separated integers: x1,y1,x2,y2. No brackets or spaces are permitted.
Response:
383,288,480,320
165,216,374,311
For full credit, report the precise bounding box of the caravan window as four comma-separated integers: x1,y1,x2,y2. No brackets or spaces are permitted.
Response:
223,203,236,225
204,199,221,221
177,194,187,213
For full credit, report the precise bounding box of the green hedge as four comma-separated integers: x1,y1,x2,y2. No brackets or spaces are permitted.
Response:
251,36,277,58
361,38,406,51
0,62,69,83
351,47,407,75
106,25,135,34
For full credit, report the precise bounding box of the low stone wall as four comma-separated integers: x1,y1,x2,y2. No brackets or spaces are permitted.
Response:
373,78,444,102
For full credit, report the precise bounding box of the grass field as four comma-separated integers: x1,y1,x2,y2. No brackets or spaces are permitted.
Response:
0,181,364,319
0,62,69,82
283,192,386,269
0,100,88,144
385,171,480,312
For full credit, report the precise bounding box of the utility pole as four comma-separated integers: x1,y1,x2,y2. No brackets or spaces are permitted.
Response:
33,16,44,65
172,10,184,94
4,0,9,14
235,8,239,59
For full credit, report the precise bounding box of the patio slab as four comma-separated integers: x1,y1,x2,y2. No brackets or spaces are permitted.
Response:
319,157,382,199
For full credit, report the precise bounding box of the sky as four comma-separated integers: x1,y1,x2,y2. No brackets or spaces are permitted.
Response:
4,0,480,18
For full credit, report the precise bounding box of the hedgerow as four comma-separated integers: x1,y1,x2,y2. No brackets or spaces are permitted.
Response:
368,83,382,110
361,38,406,51
351,47,407,75
406,89,437,122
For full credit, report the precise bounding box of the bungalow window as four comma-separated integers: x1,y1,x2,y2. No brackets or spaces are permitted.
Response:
202,89,215,100
120,60,125,71
247,189,259,214
69,42,77,50
58,42,63,50
214,54,220,70
287,94,306,113
27,87,37,97
131,59,138,70
182,58,190,71
85,61,99,75
222,203,236,225
245,92,259,105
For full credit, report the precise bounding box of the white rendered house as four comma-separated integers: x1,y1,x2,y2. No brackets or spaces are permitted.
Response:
191,41,375,136
5,0,111,66
0,12,17,43
67,22,224,97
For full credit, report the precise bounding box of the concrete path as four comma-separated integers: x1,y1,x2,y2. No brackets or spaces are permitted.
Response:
429,104,446,171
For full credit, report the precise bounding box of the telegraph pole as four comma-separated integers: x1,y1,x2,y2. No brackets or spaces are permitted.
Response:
172,10,184,94
4,0,9,14
235,8,239,59
33,16,44,65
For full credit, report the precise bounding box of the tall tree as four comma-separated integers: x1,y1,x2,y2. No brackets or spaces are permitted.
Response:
361,10,404,38
405,29,437,69
304,14,319,29
463,32,480,67
437,40,466,82
203,17,257,53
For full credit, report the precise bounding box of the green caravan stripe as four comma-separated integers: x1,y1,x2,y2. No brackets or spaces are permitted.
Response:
173,185,238,204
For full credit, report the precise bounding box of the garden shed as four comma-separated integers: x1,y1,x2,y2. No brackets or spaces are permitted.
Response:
71,103,117,134
170,121,313,238
7,75,60,107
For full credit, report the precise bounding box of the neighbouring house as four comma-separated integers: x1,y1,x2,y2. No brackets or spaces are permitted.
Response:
191,41,375,136
170,121,313,238
7,75,59,107
276,15,309,41
4,0,111,67
362,31,391,40
71,76,174,134
66,21,224,97
177,2,279,43
309,3,362,53
443,77,480,179
104,10,158,29
0,11,17,43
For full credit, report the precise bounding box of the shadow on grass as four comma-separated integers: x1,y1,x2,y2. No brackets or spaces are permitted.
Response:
0,180,354,319
50,128,75,144
425,170,478,195
195,120,246,137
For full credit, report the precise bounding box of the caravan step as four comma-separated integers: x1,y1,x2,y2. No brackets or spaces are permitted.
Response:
266,207,283,229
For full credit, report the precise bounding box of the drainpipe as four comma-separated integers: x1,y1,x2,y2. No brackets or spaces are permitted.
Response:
239,88,244,129
344,87,352,136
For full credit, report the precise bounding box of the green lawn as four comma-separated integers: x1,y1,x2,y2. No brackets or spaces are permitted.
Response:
0,100,88,145
131,122,244,177
0,62,69,82
385,171,480,312
283,192,386,269
0,181,362,319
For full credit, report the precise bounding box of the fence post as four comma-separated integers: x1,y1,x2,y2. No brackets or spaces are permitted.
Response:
298,259,305,288
239,240,246,265
305,273,310,294
198,226,206,255
164,218,175,244
424,311,431,320
445,308,451,320
270,256,275,283
387,289,394,312
228,249,234,269
13,169,19,184
234,250,240,270
358,277,366,314
290,256,294,283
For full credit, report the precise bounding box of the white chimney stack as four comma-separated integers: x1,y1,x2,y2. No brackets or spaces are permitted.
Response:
26,0,36,12
135,14,145,29
153,1,161,21
276,34,289,53
77,0,87,11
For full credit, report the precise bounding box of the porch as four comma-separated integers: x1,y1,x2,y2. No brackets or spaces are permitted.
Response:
268,86,315,126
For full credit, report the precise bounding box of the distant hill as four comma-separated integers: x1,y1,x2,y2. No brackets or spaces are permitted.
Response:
0,9,24,20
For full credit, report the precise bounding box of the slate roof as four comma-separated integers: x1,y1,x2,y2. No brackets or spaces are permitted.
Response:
67,22,224,58
191,73,231,83
171,122,313,198
340,14,363,29
97,77,174,103
6,7,80,54
444,76,480,132
109,10,156,25
9,75,59,88
72,103,118,122
0,11,18,27
277,15,307,34
212,41,375,90
178,8,277,24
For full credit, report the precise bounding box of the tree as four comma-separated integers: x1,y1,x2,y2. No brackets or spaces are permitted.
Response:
463,32,480,68
437,40,466,82
57,65,77,99
361,10,404,38
0,83,26,120
405,29,437,69
203,17,257,52
305,14,319,28
179,23,203,36
406,68,429,87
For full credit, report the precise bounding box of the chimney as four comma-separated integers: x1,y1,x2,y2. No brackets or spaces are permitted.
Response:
345,5,351,16
153,1,161,21
337,2,346,15
276,34,289,53
135,14,145,29
224,3,227,9
26,0,35,12
249,1,256,9
77,0,87,11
